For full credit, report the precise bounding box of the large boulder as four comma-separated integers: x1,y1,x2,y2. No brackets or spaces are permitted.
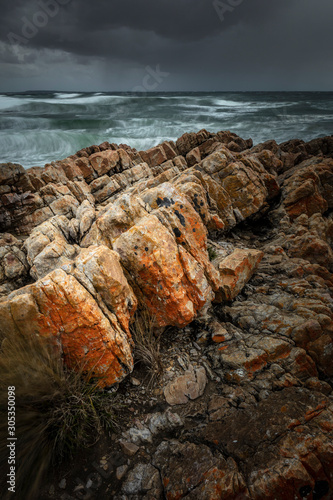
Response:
200,150,271,220
279,158,333,221
0,268,133,387
114,214,214,327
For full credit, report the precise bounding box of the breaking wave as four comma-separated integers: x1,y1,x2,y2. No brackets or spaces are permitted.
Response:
0,91,332,169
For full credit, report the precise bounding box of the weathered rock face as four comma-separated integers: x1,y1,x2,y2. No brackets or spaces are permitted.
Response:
204,388,333,500
24,215,79,280
1,130,333,498
0,268,133,387
279,158,333,221
74,245,137,334
0,233,30,297
200,149,274,221
218,249,333,379
215,248,264,301
152,440,249,499
114,214,214,327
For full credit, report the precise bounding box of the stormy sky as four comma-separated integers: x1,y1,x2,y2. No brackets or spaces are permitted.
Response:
0,0,332,92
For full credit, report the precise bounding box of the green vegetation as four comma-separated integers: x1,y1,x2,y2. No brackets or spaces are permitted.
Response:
208,246,218,261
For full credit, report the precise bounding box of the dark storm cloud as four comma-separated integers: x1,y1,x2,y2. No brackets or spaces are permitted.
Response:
1,0,333,90
1,0,274,45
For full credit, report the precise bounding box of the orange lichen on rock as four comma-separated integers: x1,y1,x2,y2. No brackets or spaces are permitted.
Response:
141,182,221,290
114,214,214,327
216,248,264,301
212,334,226,343
0,268,133,387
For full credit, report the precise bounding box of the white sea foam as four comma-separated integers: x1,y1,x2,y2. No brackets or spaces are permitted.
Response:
0,96,26,110
54,92,82,99
31,94,126,106
213,98,245,107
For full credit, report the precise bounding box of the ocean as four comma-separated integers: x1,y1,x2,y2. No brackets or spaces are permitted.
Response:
0,91,332,170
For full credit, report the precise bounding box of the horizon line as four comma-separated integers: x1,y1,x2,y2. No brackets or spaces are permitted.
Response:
1,89,333,94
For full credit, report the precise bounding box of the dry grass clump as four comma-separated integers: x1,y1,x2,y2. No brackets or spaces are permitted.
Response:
130,309,164,385
0,329,118,500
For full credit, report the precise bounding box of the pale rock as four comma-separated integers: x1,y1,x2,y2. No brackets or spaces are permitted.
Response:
164,365,207,405
216,248,264,301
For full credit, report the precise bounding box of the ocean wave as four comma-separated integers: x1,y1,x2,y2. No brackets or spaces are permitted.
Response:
73,94,133,105
54,92,82,99
158,95,203,100
179,103,217,109
0,130,98,169
213,98,245,107
0,92,332,169
0,116,51,131
21,94,125,107
0,96,27,111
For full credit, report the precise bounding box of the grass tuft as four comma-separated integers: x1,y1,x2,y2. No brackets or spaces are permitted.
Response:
208,246,218,261
0,330,118,500
130,309,163,385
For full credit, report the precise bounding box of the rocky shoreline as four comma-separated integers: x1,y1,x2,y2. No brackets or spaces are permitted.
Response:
0,130,333,499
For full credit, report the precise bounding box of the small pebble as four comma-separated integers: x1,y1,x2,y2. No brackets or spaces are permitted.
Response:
116,465,128,480
177,356,187,370
74,485,85,493
131,377,141,386
120,440,140,456
59,479,66,489
193,342,201,351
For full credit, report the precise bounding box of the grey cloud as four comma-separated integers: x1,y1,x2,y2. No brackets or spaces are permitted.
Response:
0,0,333,91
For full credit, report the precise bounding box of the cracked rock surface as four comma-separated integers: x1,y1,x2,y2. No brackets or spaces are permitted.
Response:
0,130,333,498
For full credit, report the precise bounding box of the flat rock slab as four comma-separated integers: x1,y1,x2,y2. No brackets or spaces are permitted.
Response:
217,248,264,301
203,387,333,499
152,440,248,499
